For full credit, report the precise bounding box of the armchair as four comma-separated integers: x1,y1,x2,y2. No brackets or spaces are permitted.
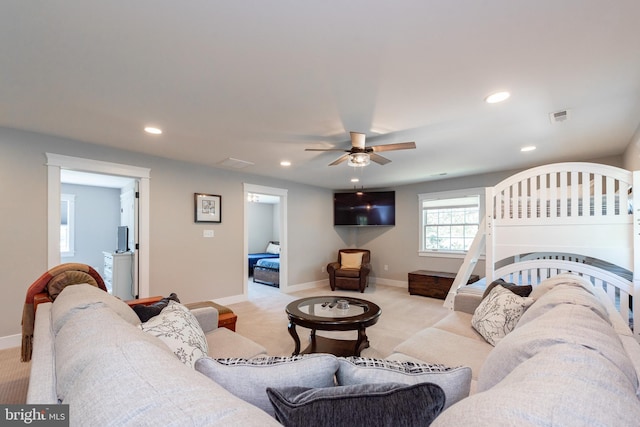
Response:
327,249,371,293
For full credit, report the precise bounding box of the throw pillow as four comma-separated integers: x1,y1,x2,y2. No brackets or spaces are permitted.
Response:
471,285,535,346
194,354,339,416
482,279,532,300
340,252,363,269
139,301,208,368
336,357,471,409
266,242,280,254
266,382,445,427
132,293,181,322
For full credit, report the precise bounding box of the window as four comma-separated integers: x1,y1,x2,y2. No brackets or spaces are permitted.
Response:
419,188,483,255
60,194,75,257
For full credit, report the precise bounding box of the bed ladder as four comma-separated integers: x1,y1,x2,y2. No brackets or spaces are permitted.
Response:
443,218,486,309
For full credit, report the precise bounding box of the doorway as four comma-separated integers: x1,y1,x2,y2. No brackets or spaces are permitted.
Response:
243,183,288,295
46,153,151,297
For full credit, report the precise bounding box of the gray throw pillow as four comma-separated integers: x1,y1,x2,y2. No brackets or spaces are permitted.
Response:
195,354,339,416
267,382,445,427
482,279,532,300
336,357,471,409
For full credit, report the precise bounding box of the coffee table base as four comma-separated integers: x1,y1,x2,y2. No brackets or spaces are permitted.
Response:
299,334,369,357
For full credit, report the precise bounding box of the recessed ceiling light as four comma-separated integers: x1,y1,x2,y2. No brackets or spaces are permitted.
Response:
350,178,360,183
521,146,536,152
144,127,162,135
485,91,511,104
280,160,291,167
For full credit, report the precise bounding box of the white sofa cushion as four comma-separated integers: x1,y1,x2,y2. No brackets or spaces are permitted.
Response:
51,283,140,334
335,357,471,409
139,301,209,368
392,327,492,381
195,354,339,416
55,304,172,401
62,340,280,426
478,299,638,392
433,344,640,427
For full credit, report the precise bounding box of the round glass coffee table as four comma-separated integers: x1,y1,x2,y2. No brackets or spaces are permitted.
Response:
285,296,381,357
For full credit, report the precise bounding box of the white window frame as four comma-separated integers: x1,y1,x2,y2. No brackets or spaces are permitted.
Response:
418,187,485,258
60,193,75,257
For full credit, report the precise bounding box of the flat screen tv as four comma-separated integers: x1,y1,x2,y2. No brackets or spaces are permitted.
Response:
334,191,395,226
116,226,129,253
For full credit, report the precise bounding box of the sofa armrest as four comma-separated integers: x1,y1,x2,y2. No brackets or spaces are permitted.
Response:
26,302,58,404
191,307,219,334
453,293,483,315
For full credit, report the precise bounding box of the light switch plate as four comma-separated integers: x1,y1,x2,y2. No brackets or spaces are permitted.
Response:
203,230,214,238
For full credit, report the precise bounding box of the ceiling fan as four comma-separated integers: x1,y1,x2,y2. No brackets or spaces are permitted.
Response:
305,132,416,167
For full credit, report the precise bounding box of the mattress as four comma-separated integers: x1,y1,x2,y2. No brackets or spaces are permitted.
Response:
255,258,280,270
248,253,279,272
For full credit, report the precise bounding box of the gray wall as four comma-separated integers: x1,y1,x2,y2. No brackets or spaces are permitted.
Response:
0,127,344,339
0,125,626,340
60,183,121,273
247,202,276,253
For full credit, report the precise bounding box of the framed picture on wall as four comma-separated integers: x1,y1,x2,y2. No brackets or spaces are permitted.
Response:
194,193,221,223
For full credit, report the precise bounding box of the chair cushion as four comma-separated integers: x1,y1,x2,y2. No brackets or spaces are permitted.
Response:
335,268,361,278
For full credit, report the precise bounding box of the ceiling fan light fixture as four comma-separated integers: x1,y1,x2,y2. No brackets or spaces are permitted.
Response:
348,152,370,167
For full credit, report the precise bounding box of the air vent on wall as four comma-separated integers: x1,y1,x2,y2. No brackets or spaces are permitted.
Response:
549,109,570,124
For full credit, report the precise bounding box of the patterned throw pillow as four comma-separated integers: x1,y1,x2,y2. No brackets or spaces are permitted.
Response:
139,301,208,368
472,285,535,346
195,354,339,416
336,357,471,409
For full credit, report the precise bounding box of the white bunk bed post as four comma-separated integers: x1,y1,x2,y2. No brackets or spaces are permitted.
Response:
443,218,486,309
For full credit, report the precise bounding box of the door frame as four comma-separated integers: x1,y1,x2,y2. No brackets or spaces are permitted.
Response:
46,153,151,297
243,183,288,294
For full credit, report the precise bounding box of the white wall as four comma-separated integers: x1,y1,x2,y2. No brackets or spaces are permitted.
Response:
247,202,276,253
61,183,121,273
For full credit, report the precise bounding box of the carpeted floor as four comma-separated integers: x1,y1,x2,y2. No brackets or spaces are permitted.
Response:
0,280,449,404
0,346,30,404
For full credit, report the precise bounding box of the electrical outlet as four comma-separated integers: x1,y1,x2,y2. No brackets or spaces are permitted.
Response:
321,266,326,273
384,264,388,271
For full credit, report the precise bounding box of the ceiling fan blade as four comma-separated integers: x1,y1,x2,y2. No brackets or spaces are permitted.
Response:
329,154,350,166
369,141,416,152
305,148,349,152
370,153,391,165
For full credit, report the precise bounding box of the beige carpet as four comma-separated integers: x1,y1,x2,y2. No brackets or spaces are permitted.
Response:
0,281,449,404
233,280,450,358
0,346,30,404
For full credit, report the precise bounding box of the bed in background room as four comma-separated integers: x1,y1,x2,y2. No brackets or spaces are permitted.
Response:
253,258,280,287
248,241,280,275
446,162,639,337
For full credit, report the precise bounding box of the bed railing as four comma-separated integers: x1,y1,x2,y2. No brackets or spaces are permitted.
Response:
491,162,632,222
494,259,634,332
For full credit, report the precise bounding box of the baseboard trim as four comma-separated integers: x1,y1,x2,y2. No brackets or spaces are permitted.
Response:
0,334,21,350
372,277,407,288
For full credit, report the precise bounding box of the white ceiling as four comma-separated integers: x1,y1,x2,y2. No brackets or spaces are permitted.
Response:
2,1,640,190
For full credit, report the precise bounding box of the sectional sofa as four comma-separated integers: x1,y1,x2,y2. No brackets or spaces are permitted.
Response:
27,274,640,426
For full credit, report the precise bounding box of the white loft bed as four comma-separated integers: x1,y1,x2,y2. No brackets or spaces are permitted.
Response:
446,162,640,339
